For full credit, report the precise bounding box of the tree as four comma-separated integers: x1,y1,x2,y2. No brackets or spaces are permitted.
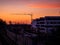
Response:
0,19,7,35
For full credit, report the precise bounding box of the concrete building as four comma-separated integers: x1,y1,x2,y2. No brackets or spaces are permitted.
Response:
32,16,60,33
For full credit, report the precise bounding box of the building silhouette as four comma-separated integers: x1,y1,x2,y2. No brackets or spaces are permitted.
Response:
0,16,60,45
32,16,60,33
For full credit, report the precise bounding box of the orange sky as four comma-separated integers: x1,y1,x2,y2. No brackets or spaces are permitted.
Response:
0,0,60,24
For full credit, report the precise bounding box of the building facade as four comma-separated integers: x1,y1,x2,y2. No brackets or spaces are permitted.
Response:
32,16,60,33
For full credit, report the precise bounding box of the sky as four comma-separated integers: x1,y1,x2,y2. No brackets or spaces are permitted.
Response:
0,0,60,24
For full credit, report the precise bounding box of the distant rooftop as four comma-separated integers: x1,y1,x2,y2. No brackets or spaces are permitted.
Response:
45,16,60,18
32,16,60,21
45,16,60,20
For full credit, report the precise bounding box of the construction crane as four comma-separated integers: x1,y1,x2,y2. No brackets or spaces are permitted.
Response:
11,13,33,24
11,13,33,44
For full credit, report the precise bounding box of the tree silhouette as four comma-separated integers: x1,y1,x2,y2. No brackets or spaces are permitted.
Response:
0,19,17,45
0,19,7,35
0,19,8,45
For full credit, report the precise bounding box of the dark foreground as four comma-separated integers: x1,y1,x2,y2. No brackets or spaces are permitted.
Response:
0,19,60,45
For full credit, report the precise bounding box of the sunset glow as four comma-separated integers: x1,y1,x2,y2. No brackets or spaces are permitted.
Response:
0,0,60,24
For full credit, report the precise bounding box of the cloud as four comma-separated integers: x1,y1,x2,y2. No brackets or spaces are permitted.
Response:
0,0,60,8
27,2,60,8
